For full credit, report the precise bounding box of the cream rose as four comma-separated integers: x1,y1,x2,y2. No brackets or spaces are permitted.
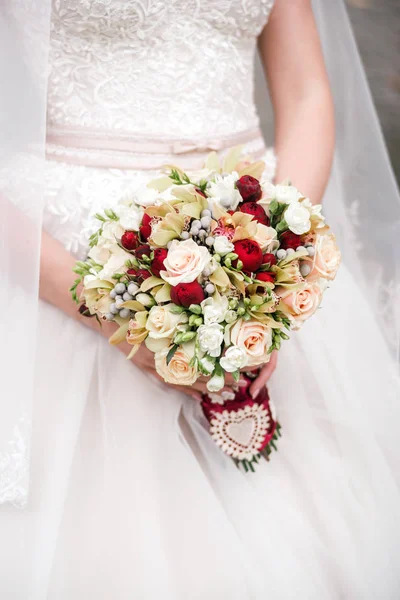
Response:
99,246,130,280
155,343,198,386
309,234,341,281
229,319,272,367
252,223,279,253
281,281,323,328
145,305,187,352
161,239,211,285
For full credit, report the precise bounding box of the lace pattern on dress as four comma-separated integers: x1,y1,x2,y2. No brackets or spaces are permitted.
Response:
48,0,275,138
0,414,30,509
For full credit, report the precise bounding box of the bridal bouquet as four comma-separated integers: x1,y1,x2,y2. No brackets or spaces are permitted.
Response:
71,148,340,470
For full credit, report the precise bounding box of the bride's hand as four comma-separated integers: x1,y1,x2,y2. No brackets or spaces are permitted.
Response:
249,351,278,399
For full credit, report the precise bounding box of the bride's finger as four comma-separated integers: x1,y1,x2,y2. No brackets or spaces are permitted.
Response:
249,351,278,399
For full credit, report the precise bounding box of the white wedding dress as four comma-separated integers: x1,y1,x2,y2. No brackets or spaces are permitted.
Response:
1,1,400,599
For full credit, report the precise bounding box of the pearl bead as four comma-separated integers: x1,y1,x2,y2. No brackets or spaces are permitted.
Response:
110,303,119,315
300,263,311,277
119,308,131,319
115,282,126,294
276,249,287,260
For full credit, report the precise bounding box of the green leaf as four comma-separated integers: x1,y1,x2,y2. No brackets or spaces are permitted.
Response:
166,344,178,365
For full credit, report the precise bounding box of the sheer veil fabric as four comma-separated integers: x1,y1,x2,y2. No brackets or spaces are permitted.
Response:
0,1,400,598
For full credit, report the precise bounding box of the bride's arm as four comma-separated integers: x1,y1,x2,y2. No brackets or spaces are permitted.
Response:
258,0,334,203
250,0,335,397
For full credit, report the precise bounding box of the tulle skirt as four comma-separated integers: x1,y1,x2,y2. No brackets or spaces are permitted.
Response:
1,161,400,599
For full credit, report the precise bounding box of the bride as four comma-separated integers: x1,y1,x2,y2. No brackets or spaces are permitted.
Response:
1,0,400,598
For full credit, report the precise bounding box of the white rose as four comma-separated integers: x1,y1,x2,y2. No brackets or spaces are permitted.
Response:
88,244,111,265
160,239,211,285
284,202,311,235
114,203,144,231
99,246,129,280
274,184,299,204
155,343,198,386
201,296,229,324
220,345,248,373
230,319,272,367
101,220,125,242
301,198,325,229
207,172,242,213
197,323,224,357
213,235,234,256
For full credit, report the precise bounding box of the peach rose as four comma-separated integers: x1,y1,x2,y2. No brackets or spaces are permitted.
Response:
229,319,272,367
154,343,198,386
281,282,323,328
309,233,341,281
160,239,211,285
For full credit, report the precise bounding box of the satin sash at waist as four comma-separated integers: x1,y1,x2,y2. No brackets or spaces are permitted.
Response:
45,126,266,170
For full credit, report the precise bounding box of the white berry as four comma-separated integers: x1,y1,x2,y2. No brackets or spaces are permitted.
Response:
206,236,214,246
201,209,211,218
115,282,126,294
123,292,133,301
205,283,215,294
180,231,190,240
119,308,131,319
128,283,139,295
276,249,287,260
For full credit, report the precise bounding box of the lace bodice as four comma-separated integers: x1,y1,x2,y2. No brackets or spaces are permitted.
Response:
48,0,275,138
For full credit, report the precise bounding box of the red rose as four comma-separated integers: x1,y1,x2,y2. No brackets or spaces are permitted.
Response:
233,239,263,272
121,231,139,250
151,248,168,278
239,202,270,226
134,244,151,259
170,281,205,307
140,213,152,241
279,231,302,250
256,271,276,284
262,253,277,266
236,175,262,203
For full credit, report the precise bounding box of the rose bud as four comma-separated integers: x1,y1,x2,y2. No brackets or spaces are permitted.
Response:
279,230,302,250
135,244,151,259
262,253,277,266
195,187,207,198
239,202,270,226
256,271,276,284
170,281,205,308
151,248,168,277
236,175,262,203
233,239,263,272
121,231,139,251
136,268,151,282
140,213,152,241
